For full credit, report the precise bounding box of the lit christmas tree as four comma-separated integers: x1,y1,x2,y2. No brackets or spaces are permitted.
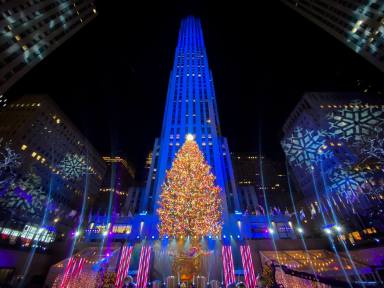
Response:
157,134,223,237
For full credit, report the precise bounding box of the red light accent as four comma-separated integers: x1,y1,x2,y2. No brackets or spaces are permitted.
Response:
60,257,85,288
222,245,235,286
115,245,134,288
240,245,257,288
136,245,151,288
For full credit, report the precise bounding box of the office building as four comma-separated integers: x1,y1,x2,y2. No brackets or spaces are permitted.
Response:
141,16,239,218
282,92,384,244
98,156,136,215
0,0,97,94
0,94,105,246
231,152,290,214
281,0,384,71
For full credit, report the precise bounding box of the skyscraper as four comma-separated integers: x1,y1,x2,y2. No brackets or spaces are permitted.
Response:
98,156,135,215
0,95,105,238
281,0,384,72
141,16,239,217
0,0,97,94
281,92,384,242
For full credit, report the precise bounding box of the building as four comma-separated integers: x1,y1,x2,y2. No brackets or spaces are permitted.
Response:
0,94,7,108
281,0,384,71
231,152,290,214
0,0,97,94
0,94,105,247
140,16,240,219
282,92,384,244
86,17,293,243
98,156,136,215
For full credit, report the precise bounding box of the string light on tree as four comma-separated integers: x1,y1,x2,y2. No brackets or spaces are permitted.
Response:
157,137,223,237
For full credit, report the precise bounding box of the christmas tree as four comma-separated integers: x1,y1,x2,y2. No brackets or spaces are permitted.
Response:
157,135,223,237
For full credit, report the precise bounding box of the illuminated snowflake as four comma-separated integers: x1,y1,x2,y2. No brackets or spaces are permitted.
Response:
282,128,330,168
0,171,46,215
0,140,21,194
58,153,88,179
329,167,367,202
327,100,384,142
360,132,384,164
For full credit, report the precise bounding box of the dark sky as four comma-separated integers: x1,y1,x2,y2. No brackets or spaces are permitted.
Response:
6,1,382,179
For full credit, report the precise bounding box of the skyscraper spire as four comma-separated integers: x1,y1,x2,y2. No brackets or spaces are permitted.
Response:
141,16,239,219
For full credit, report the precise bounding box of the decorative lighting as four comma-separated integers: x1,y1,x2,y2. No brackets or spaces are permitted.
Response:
334,225,342,232
296,227,304,234
185,133,194,141
324,228,332,235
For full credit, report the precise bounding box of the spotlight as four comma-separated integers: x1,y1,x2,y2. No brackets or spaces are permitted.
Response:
137,236,140,239
102,231,108,237
223,235,226,239
296,227,304,234
152,236,155,239
324,228,332,235
74,230,81,237
268,228,274,234
334,225,342,232
237,235,240,239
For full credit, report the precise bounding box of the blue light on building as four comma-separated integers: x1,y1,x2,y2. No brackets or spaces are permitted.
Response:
140,16,240,219
86,17,294,242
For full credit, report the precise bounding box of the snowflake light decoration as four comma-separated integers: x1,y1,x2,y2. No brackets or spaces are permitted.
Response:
360,132,384,165
58,153,89,179
282,128,330,168
0,140,21,191
0,172,46,215
327,100,384,142
329,167,367,202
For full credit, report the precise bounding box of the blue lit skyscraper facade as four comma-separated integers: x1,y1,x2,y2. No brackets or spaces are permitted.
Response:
141,16,240,218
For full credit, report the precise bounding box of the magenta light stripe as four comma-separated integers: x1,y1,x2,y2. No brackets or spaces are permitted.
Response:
122,247,134,282
118,246,134,288
240,246,250,288
119,246,129,287
142,246,151,288
240,245,256,288
136,245,146,288
246,246,257,287
115,245,128,288
60,257,75,288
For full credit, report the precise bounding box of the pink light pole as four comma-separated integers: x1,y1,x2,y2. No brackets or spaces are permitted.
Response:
115,245,134,288
136,245,151,288
222,245,236,287
240,245,257,288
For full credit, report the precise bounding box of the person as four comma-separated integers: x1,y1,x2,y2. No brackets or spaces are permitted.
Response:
123,276,135,288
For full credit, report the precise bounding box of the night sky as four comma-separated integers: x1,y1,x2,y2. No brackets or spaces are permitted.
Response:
6,1,382,180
